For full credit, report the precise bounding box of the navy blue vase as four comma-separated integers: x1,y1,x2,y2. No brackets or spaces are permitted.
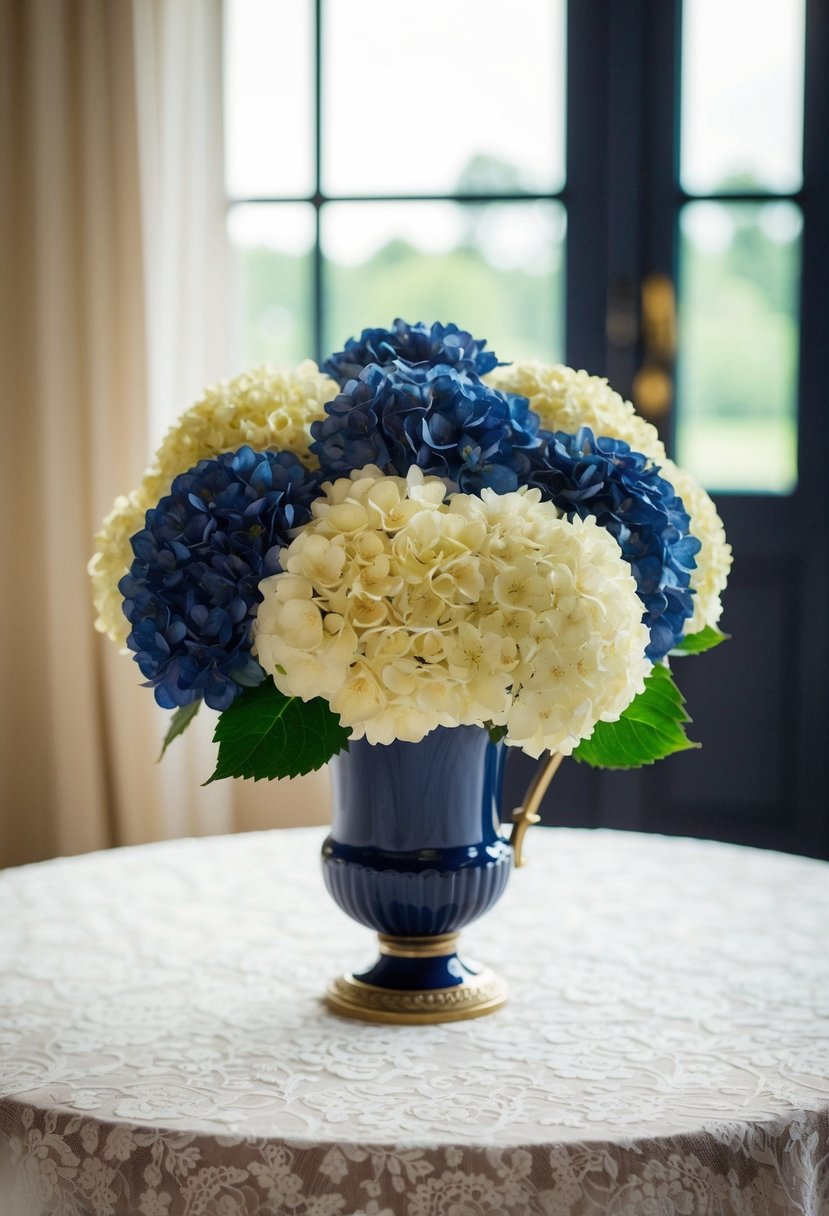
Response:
322,725,514,1023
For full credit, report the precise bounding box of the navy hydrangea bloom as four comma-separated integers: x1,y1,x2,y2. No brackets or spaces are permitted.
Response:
322,319,502,385
310,362,543,494
527,427,701,660
119,447,322,711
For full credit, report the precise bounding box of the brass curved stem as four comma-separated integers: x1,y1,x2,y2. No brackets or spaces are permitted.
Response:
510,751,564,868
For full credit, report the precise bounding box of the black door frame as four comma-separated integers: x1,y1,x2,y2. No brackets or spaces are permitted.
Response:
531,0,829,858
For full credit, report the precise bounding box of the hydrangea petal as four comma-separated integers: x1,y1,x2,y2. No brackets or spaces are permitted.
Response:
253,467,650,753
526,426,699,660
310,363,542,495
121,447,322,710
89,362,337,646
322,319,501,385
489,360,732,637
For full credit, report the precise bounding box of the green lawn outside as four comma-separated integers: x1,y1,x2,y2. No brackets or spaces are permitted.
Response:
676,414,797,494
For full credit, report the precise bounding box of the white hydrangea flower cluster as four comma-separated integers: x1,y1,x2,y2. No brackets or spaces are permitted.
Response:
88,362,337,645
489,360,732,634
151,361,335,484
489,361,667,464
659,458,732,634
253,467,651,754
88,493,150,645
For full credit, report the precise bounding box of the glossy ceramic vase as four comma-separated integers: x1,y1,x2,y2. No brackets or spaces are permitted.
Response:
321,724,515,1024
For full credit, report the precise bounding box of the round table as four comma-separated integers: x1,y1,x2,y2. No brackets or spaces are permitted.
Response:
1,827,828,1215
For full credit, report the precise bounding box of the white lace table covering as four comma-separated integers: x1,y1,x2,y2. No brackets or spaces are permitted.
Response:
1,826,828,1215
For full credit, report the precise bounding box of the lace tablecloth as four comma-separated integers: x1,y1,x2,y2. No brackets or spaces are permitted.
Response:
1,826,828,1216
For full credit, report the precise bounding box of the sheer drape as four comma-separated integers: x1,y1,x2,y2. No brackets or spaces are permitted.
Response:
131,0,234,842
0,0,329,867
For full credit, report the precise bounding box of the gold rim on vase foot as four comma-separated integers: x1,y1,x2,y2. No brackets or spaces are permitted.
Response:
325,966,509,1025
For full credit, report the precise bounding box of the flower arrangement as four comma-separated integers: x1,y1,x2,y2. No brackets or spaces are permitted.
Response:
90,320,731,781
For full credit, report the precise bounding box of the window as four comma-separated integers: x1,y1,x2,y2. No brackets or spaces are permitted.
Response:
676,0,805,493
224,0,567,369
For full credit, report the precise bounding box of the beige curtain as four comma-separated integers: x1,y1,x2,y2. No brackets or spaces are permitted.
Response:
0,0,328,869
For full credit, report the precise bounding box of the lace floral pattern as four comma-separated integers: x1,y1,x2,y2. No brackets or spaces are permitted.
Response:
1,828,828,1214
2,1107,828,1215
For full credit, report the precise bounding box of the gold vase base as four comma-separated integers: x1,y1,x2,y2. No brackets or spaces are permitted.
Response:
325,967,509,1025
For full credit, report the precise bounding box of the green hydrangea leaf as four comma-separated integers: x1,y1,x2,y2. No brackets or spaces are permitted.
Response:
572,664,699,769
204,678,350,784
670,625,729,655
158,700,201,761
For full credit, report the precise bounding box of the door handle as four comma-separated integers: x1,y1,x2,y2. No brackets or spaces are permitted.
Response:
632,273,676,421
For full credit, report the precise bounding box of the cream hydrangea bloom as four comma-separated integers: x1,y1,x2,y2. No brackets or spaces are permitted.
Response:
489,361,732,633
151,361,336,486
88,492,149,644
489,361,667,464
659,458,732,634
88,362,337,645
253,467,650,754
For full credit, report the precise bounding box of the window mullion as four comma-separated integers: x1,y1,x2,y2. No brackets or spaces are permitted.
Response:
565,0,611,375
314,0,324,364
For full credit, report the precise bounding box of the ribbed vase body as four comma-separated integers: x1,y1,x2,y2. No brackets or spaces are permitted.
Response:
322,725,512,939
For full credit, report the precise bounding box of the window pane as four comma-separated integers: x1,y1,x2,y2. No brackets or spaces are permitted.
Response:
224,0,314,198
675,202,801,493
321,201,565,364
681,0,805,195
323,0,565,197
227,204,315,366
